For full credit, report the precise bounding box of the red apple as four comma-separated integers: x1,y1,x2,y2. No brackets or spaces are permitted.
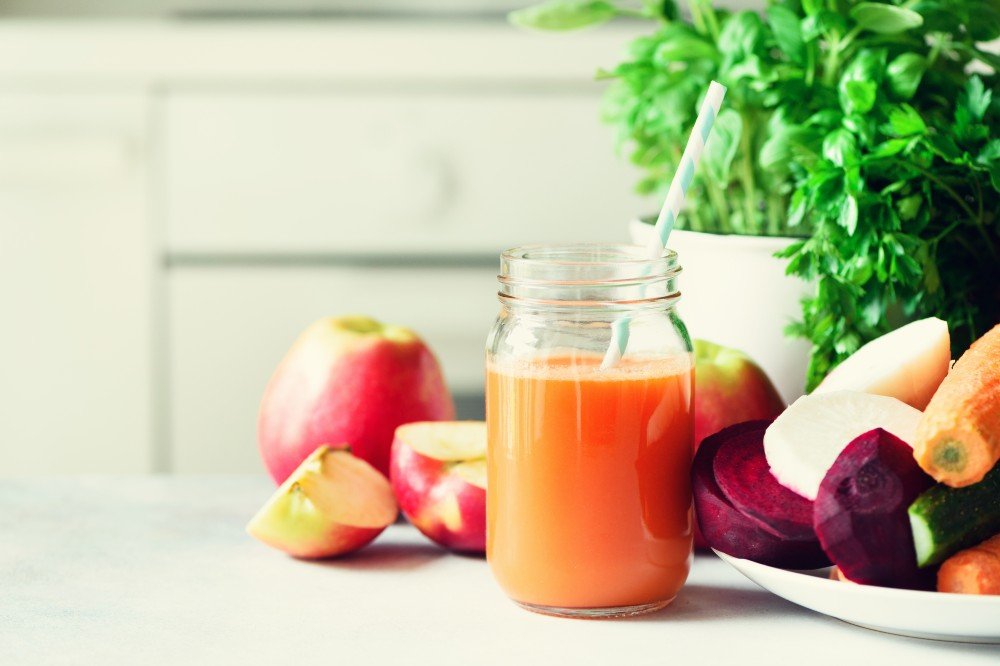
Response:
693,339,785,549
258,316,455,484
389,421,486,553
246,445,398,558
694,339,785,449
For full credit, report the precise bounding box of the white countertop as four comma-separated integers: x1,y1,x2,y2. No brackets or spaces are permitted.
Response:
2,476,997,665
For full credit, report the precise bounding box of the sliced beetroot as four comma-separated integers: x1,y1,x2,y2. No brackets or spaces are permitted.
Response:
713,423,816,541
814,428,936,589
694,421,830,569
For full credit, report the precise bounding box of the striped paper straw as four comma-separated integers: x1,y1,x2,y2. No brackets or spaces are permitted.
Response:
601,81,728,370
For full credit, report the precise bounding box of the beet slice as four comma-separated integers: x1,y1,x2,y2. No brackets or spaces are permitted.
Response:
813,428,936,589
713,423,816,541
694,421,830,569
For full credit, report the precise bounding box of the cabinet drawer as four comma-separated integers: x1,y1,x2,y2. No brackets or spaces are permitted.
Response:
168,265,497,473
164,91,644,254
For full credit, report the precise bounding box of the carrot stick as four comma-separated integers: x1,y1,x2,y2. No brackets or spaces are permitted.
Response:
913,324,1000,487
937,532,1000,595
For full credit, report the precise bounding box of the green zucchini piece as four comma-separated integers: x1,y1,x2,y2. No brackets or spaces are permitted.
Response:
908,462,1000,567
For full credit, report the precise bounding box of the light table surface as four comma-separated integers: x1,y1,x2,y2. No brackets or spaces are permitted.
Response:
1,477,996,665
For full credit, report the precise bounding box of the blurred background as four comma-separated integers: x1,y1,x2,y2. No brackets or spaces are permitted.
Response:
0,1,756,475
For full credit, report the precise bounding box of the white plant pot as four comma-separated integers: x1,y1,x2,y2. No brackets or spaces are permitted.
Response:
629,219,812,403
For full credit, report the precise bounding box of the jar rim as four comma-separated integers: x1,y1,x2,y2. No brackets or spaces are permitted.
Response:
497,243,681,308
501,243,677,274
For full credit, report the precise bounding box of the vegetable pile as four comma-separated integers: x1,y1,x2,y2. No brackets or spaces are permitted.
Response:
694,321,1000,594
510,0,1000,391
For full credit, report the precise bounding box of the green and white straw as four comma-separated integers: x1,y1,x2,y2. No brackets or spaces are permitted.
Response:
601,81,728,370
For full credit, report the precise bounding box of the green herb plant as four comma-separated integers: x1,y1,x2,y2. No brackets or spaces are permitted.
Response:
511,0,999,389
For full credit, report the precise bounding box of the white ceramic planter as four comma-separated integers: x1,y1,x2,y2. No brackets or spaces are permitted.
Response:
629,219,812,403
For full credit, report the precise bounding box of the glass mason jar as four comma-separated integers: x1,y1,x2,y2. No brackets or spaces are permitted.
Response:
485,244,694,619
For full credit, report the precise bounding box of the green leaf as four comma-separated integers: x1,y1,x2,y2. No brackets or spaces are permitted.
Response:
509,0,617,31
850,3,923,34
823,129,860,167
718,12,765,60
885,104,927,137
844,81,877,115
767,5,806,64
886,53,926,100
979,139,1000,166
839,194,859,235
802,11,848,41
761,126,820,171
897,194,922,221
702,108,743,183
801,0,823,16
962,76,992,121
653,31,718,63
838,49,887,115
868,137,912,159
643,0,678,21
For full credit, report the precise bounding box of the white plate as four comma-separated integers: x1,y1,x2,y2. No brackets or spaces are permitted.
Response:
714,550,1000,643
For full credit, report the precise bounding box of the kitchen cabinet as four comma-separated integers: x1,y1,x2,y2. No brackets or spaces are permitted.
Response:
0,91,153,473
0,20,648,473
164,91,640,254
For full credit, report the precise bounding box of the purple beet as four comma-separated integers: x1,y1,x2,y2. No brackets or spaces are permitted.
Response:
814,428,936,589
713,424,816,541
694,421,830,569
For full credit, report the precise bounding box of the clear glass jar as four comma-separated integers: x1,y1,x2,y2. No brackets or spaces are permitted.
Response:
485,243,694,618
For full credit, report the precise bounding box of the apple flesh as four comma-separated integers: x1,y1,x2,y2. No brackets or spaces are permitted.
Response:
258,316,455,483
692,339,785,549
390,421,486,553
247,445,398,558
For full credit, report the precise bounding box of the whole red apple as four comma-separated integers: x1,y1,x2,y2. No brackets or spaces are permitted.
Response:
390,421,486,553
693,339,785,548
258,316,455,484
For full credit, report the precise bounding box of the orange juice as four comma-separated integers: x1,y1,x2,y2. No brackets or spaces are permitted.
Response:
486,352,694,614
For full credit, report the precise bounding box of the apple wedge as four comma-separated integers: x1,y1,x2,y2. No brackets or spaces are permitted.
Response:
247,445,398,558
813,317,950,410
390,421,486,553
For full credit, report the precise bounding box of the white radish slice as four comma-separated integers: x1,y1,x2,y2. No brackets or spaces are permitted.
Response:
813,317,950,410
764,391,922,500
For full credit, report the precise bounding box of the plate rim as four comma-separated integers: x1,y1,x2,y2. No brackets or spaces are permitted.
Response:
712,549,1000,606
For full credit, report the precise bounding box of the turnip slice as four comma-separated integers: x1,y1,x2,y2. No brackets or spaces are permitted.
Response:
813,317,950,410
814,428,935,589
764,390,922,501
694,421,830,569
713,423,816,541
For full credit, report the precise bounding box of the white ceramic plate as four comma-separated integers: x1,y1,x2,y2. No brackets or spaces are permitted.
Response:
715,550,1000,643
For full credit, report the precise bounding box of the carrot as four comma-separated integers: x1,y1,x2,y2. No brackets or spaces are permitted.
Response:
913,323,1000,487
937,532,1000,595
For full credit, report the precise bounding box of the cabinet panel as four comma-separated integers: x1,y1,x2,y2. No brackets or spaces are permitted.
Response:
0,92,152,474
165,91,645,254
168,266,497,473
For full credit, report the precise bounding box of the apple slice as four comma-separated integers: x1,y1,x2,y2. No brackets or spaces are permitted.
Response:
813,317,950,410
763,391,922,501
247,445,397,558
390,421,486,553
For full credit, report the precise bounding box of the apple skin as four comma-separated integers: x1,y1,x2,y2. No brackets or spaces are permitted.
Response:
258,316,455,484
246,446,398,559
693,339,786,549
390,435,486,554
694,339,786,450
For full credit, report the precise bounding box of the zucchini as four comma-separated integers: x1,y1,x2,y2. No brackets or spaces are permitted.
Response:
908,462,1000,567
